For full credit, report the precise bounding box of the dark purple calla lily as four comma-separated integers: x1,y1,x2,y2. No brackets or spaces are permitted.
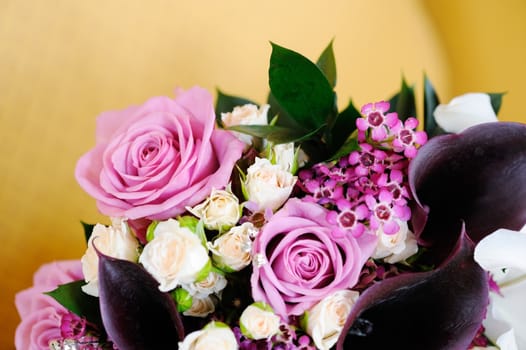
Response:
337,227,488,350
409,122,526,262
97,251,184,349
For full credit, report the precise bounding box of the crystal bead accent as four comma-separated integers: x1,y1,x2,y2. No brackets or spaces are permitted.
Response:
253,253,267,267
49,339,79,350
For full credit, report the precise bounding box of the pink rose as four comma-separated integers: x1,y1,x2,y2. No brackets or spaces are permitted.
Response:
75,87,245,221
251,199,377,320
15,260,83,350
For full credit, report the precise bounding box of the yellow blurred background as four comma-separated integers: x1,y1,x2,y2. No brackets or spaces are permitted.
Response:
1,0,525,347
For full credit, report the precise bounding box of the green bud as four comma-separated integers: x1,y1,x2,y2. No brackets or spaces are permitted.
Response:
171,288,193,313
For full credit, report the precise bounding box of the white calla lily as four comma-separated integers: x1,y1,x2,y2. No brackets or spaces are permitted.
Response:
474,225,526,350
433,93,498,133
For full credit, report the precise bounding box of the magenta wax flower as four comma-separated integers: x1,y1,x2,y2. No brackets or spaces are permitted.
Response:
75,87,245,221
15,260,84,350
251,199,377,321
391,117,428,158
357,101,399,141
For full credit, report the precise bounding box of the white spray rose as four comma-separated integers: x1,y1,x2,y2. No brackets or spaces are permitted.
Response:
433,93,498,133
182,271,228,298
179,322,238,350
305,290,360,350
372,220,418,264
139,219,210,292
221,104,270,145
240,303,281,340
245,157,296,212
187,187,241,232
183,295,217,318
81,218,139,297
208,222,257,272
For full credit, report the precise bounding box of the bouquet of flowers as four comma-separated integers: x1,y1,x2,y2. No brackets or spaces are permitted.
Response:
15,42,526,350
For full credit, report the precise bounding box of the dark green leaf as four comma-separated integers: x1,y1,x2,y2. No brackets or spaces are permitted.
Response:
316,40,337,88
269,42,336,130
423,75,446,137
488,92,506,115
267,92,298,129
297,139,330,165
327,99,360,154
227,124,324,144
81,221,95,244
329,137,360,161
45,280,103,326
215,89,258,127
389,76,416,121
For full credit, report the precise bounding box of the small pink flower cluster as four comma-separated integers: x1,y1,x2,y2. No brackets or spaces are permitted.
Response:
357,101,428,158
299,101,427,238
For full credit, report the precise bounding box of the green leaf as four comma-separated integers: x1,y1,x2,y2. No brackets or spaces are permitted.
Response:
389,76,416,121
316,40,337,88
81,221,95,244
423,75,446,136
267,92,298,129
45,280,103,326
327,99,360,154
215,89,258,127
488,92,506,115
328,134,360,161
269,42,336,130
227,124,324,144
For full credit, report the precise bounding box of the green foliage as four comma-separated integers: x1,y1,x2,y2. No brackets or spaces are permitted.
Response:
146,220,159,242
227,124,325,144
423,74,445,137
389,76,416,121
327,99,361,155
488,92,506,115
269,42,336,131
316,40,337,88
215,90,258,127
45,280,103,326
214,41,460,162
81,221,95,244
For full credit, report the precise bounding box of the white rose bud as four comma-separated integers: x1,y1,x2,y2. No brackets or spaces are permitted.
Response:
81,218,139,297
182,271,228,298
240,303,281,340
187,188,241,232
372,220,418,264
271,142,296,173
306,290,360,350
433,93,498,133
139,219,210,292
183,295,216,318
245,157,296,212
208,222,257,272
179,322,238,350
221,104,270,145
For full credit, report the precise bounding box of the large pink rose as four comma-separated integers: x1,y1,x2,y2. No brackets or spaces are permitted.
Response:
75,87,245,220
251,199,377,320
15,260,83,350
